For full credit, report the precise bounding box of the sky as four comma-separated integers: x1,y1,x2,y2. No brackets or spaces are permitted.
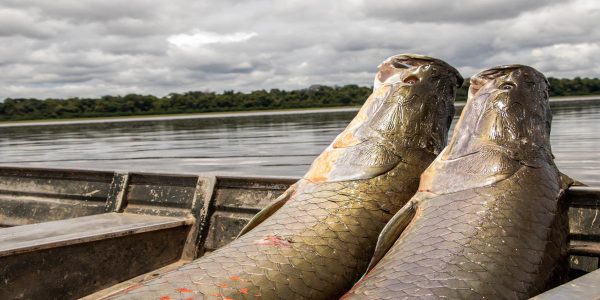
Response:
0,0,598,99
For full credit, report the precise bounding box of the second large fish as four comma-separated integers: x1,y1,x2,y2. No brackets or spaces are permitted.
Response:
106,54,462,300
344,65,573,299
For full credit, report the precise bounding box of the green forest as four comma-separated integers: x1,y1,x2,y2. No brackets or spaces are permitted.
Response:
1,77,599,121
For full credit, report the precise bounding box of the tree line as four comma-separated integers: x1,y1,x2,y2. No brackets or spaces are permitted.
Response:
1,77,599,121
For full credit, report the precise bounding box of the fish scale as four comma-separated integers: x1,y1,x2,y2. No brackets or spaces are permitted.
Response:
347,169,562,299
343,65,571,299
104,54,462,300
106,166,425,299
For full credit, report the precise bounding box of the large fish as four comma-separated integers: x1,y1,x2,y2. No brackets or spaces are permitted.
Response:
343,65,574,299
105,54,462,300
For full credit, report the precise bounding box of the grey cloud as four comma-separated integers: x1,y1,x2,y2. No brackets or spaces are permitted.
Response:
2,0,160,23
359,0,570,23
99,18,170,37
0,8,66,38
0,0,598,100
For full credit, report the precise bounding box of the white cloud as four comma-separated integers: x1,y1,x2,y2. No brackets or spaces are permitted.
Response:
167,30,258,49
531,43,600,77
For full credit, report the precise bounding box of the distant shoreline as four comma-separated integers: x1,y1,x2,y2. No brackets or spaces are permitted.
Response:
1,95,599,128
0,106,362,128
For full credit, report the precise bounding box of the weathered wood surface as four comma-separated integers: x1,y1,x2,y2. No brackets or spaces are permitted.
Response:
1,225,189,300
0,167,113,226
570,240,600,256
567,186,600,273
531,268,600,300
0,213,191,257
0,167,294,299
203,176,292,253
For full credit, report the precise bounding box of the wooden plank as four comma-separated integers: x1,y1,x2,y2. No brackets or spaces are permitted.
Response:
0,167,115,226
182,175,216,260
125,184,196,208
213,187,285,211
567,187,600,272
0,167,113,201
0,226,189,300
0,213,192,257
204,211,252,252
531,268,600,299
570,240,600,257
122,172,199,217
0,166,114,182
0,197,106,227
215,176,296,190
105,172,129,212
566,186,600,207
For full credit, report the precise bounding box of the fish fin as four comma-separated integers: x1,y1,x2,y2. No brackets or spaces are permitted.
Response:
236,184,296,238
362,200,417,276
560,172,584,188
326,143,402,181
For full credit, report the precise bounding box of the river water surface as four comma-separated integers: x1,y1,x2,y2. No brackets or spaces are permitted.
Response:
0,103,599,185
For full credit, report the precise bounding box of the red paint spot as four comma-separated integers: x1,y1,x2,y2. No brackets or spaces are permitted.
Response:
184,298,193,300
223,297,234,300
254,235,292,247
240,288,249,294
218,283,229,288
177,288,193,293
210,294,221,297
160,296,171,300
229,276,241,281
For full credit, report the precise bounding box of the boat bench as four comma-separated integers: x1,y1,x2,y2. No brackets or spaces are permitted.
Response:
0,213,193,299
0,166,294,299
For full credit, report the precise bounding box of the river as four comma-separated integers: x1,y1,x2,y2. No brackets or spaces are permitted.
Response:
0,102,598,185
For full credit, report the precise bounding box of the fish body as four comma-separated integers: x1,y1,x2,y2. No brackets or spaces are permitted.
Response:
106,54,462,300
344,65,573,299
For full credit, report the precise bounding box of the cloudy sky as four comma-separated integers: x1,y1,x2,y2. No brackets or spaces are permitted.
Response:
0,0,598,99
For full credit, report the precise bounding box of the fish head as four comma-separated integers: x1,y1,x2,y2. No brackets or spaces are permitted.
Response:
304,54,463,183
368,54,464,153
446,64,551,160
419,65,552,193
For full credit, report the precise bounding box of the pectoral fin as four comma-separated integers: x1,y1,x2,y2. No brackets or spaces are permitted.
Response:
560,172,584,189
363,200,418,275
236,184,296,238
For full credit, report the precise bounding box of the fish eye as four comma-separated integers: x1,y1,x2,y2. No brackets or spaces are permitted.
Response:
501,82,516,90
403,76,419,85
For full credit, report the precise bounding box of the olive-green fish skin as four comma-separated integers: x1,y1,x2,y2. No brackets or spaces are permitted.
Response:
104,54,462,300
343,65,572,299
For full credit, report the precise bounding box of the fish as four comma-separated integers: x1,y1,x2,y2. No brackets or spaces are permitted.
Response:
104,54,463,300
342,65,574,299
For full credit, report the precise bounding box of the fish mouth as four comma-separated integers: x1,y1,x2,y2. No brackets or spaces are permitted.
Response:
374,53,464,89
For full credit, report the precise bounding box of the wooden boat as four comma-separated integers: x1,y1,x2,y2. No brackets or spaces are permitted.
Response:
0,166,598,299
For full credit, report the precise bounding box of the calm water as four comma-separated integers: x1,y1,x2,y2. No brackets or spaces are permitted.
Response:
0,104,599,185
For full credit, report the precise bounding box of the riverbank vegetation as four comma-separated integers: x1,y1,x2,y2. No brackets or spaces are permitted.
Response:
1,77,599,121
